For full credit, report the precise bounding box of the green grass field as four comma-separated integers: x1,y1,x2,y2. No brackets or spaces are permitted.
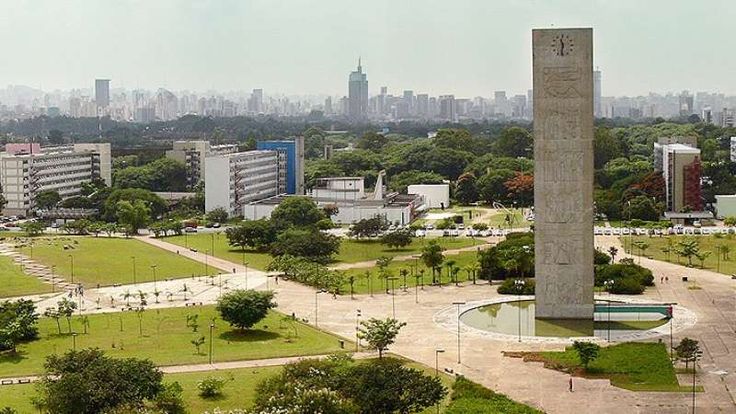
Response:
488,209,527,228
163,233,481,270
17,236,217,288
341,249,485,295
624,235,736,276
535,342,697,392
0,255,50,298
0,305,346,377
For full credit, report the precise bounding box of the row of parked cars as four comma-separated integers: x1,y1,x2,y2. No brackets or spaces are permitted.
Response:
595,226,736,236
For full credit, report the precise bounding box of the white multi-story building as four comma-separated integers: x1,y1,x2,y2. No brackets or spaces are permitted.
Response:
166,140,239,189
204,150,282,217
0,143,112,216
730,137,736,162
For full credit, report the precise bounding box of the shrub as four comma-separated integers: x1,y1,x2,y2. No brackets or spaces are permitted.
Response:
197,376,227,398
497,278,535,295
446,377,542,414
594,262,653,294
216,290,276,330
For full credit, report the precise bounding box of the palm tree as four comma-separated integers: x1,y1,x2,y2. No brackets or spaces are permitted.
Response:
608,246,618,263
348,275,356,299
452,266,461,286
695,251,711,269
444,260,457,285
399,268,409,292
121,290,132,307
376,256,393,292
676,239,700,267
420,241,445,285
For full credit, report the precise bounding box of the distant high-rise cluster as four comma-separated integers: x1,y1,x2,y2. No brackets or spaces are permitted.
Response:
1,66,736,125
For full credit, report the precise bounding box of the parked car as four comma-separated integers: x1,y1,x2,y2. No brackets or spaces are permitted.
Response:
184,226,197,233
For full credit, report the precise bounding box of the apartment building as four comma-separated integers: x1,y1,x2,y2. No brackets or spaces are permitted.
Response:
204,150,282,217
165,140,239,189
0,143,112,216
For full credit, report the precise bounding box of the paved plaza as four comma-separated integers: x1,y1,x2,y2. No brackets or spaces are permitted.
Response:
2,234,735,413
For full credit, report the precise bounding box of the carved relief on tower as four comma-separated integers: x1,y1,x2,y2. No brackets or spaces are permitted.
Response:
541,186,583,223
540,238,582,266
540,150,583,182
542,67,582,98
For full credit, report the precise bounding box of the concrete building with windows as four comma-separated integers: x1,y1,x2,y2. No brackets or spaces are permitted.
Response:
165,141,239,189
654,142,703,213
0,143,112,216
204,150,282,217
407,184,450,209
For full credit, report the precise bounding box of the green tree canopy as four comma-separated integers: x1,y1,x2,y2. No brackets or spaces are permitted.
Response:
216,290,276,330
271,197,325,229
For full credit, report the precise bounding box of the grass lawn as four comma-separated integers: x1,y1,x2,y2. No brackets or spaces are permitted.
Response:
0,255,50,298
623,235,736,275
527,342,699,392
341,249,486,295
488,209,527,228
0,305,347,377
163,233,482,270
18,236,217,288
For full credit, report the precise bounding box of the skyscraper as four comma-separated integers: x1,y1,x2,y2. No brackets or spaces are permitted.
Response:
348,58,368,119
249,89,263,113
95,79,110,108
593,69,602,118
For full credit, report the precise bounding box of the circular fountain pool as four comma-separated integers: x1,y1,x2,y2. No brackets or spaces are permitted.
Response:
458,300,670,340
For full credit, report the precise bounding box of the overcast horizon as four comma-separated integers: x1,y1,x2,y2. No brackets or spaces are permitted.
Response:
2,0,735,97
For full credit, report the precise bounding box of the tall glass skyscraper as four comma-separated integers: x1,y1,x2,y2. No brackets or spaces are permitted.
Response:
348,59,368,119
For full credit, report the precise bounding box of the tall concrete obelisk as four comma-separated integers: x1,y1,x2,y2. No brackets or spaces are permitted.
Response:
533,28,594,319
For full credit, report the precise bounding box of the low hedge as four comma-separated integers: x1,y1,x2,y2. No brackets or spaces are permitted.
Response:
497,278,535,295
445,377,543,414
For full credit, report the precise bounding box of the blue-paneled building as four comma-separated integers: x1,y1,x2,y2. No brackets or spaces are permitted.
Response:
256,137,304,195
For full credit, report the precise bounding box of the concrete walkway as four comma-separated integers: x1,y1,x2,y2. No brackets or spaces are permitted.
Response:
0,352,375,384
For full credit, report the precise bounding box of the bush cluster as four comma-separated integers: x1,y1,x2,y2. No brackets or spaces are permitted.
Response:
497,278,535,295
595,261,654,294
445,376,542,414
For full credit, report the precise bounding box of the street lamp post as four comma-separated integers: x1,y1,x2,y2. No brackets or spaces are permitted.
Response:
218,272,223,297
204,250,209,276
208,322,215,364
452,301,466,364
150,265,158,290
514,279,526,342
415,275,420,303
210,233,215,257
51,265,56,293
435,349,445,414
244,262,249,289
131,256,137,285
314,289,326,328
71,332,77,351
355,309,362,352
603,279,614,341
68,254,74,284
388,277,399,319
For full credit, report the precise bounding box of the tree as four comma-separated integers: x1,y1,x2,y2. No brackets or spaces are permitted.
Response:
206,207,229,224
348,217,386,239
477,169,515,204
151,381,186,414
197,376,228,398
593,127,623,169
504,172,534,206
623,195,660,221
388,170,445,193
271,197,325,229
675,337,702,371
421,240,445,284
48,129,64,145
34,190,61,210
225,219,277,251
270,227,341,263
608,246,618,263
572,341,601,370
495,126,533,158
341,359,447,414
20,221,45,237
454,172,478,204
36,349,165,414
357,318,406,359
695,250,711,268
103,188,166,221
216,289,276,330
376,256,394,291
675,239,700,267
380,229,413,250
433,128,475,152
356,131,389,151
116,199,151,235
57,298,77,334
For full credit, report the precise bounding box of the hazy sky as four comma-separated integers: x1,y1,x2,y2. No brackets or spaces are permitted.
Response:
2,0,735,97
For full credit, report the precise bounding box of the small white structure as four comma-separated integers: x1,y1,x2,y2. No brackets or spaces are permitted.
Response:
715,194,736,219
407,184,450,209
312,177,365,201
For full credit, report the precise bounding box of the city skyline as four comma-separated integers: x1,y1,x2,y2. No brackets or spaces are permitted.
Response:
2,0,736,96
